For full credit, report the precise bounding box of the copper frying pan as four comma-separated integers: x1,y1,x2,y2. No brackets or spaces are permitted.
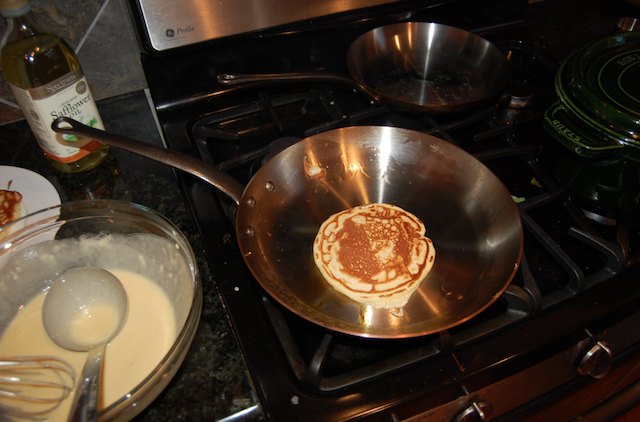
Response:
218,22,510,114
52,118,523,339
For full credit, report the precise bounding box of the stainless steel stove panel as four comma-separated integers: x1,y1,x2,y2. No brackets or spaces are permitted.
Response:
133,0,408,51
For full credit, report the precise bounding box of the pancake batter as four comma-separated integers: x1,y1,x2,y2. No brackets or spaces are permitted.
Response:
0,270,178,421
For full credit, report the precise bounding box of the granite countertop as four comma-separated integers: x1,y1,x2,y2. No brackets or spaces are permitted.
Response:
0,90,259,422
0,0,637,420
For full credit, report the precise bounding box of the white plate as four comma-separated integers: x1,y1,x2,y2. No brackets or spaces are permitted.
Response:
0,166,61,224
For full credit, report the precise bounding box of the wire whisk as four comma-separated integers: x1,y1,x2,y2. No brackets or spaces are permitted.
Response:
0,356,77,421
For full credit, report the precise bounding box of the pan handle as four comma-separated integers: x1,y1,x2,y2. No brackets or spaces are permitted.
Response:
217,72,380,103
51,117,245,206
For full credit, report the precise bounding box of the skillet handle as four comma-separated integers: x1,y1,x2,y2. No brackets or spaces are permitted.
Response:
51,117,244,206
217,72,380,104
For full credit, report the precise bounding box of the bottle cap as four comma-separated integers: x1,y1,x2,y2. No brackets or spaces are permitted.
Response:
0,0,30,16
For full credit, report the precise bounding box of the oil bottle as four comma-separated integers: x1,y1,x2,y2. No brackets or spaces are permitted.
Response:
0,0,108,173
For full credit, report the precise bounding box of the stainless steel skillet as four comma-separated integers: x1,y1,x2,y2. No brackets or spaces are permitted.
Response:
52,117,522,339
218,22,510,114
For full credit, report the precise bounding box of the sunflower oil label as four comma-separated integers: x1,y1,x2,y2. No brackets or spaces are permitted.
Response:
9,68,105,163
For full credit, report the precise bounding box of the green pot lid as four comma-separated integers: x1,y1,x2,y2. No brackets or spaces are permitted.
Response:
556,57,637,146
558,32,640,141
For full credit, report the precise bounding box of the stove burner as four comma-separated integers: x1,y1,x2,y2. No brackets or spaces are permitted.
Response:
507,79,536,107
495,80,538,124
572,196,620,227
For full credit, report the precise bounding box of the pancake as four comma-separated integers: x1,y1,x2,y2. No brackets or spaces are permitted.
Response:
0,188,23,227
313,203,435,309
0,188,24,242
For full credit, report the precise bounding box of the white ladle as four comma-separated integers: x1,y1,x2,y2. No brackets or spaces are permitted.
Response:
42,267,128,422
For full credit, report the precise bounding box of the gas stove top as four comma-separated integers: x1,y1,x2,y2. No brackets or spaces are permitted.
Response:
131,0,640,419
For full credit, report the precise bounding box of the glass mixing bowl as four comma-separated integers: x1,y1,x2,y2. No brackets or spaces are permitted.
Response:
0,200,203,421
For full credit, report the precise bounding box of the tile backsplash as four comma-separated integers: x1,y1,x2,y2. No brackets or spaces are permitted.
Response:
0,0,146,125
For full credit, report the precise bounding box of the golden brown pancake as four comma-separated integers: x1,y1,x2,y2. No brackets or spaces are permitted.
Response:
0,189,23,228
313,203,435,309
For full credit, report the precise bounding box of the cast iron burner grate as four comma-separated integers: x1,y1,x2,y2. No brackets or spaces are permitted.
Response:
188,40,634,392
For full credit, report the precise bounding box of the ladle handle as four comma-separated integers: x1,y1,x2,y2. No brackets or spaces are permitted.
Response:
52,117,244,205
68,346,104,422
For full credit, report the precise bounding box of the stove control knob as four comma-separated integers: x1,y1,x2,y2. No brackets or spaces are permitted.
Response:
453,401,494,422
577,341,612,379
